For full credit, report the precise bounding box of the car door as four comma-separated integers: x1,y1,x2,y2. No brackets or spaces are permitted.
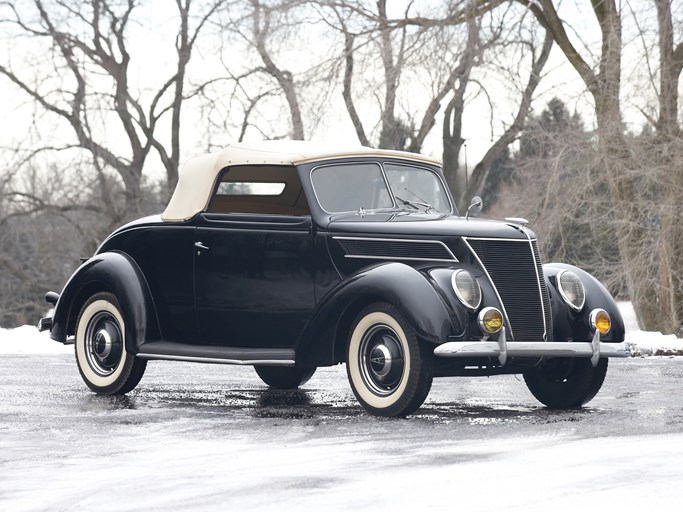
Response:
193,165,316,349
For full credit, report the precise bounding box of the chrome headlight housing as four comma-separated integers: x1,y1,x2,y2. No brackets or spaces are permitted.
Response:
451,270,482,310
557,270,586,311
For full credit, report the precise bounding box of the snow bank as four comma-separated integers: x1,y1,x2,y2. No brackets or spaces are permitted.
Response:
1,302,681,356
0,325,71,354
621,303,683,356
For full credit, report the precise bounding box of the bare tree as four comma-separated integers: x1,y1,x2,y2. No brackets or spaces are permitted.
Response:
249,0,306,139
516,0,683,333
335,8,370,146
441,15,482,202
320,1,553,210
208,0,332,142
0,0,221,217
650,0,683,334
0,158,165,326
0,0,221,327
318,0,431,150
0,156,102,325
491,98,626,294
466,27,552,204
654,0,683,138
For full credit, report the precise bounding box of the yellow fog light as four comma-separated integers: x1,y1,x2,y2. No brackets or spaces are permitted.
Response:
590,308,611,335
478,307,503,334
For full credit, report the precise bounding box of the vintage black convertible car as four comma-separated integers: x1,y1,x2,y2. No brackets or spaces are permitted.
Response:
39,141,629,417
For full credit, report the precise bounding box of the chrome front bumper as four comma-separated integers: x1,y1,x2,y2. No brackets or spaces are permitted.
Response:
433,327,630,367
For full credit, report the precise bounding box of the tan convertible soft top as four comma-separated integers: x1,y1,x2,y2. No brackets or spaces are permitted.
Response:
161,140,442,222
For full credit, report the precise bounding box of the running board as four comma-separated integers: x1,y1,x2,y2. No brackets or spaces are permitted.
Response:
136,342,295,366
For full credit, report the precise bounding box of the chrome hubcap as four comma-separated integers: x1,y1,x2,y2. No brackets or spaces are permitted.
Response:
94,329,113,359
370,344,393,377
359,324,405,396
85,311,123,376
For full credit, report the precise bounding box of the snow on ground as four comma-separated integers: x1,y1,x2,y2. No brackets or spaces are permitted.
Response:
4,430,683,511
1,302,681,355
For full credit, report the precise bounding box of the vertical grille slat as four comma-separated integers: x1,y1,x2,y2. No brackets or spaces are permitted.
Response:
467,238,551,342
532,240,553,340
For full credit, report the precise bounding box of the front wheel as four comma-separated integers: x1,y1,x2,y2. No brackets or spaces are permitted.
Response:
523,358,608,409
254,366,316,389
346,303,433,417
75,292,146,395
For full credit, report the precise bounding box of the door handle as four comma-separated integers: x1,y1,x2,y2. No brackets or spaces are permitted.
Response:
195,241,210,250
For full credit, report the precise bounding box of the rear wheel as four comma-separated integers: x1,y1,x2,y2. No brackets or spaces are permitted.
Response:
254,366,316,389
346,303,433,417
75,292,146,395
523,358,608,409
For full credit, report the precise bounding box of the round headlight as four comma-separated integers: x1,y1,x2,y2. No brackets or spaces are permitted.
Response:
451,270,482,310
478,307,503,334
557,270,586,311
590,309,611,334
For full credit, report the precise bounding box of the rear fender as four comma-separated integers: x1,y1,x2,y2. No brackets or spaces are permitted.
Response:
296,262,457,367
50,251,161,353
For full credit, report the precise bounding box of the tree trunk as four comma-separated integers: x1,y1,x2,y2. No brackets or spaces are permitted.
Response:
442,95,466,204
524,0,683,333
377,0,400,150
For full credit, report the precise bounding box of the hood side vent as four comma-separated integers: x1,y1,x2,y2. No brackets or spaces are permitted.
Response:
334,237,458,262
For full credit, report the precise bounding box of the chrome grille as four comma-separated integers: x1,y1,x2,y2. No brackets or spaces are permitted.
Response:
466,238,551,341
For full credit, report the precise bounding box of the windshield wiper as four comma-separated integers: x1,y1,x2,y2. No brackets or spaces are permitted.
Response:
395,195,434,213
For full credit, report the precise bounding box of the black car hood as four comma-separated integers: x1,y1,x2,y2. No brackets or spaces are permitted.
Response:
325,213,533,240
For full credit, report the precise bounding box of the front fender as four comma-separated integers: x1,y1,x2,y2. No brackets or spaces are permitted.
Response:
50,251,161,353
544,263,625,343
296,262,457,367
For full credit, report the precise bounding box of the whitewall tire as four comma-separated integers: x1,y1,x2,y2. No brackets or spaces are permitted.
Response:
346,303,433,417
75,292,146,395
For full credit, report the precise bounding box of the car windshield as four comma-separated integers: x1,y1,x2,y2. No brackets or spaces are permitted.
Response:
311,162,452,214
384,163,451,214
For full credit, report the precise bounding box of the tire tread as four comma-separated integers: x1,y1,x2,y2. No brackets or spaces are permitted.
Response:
524,358,608,409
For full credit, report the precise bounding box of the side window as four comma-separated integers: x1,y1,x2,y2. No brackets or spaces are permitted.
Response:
207,165,310,215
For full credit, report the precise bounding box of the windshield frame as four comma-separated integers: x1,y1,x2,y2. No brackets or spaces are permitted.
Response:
309,160,454,215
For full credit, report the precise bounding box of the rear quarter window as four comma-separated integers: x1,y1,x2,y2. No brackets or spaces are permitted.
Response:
207,165,310,215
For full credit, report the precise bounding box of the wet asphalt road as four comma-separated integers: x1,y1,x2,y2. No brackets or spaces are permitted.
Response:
1,355,683,511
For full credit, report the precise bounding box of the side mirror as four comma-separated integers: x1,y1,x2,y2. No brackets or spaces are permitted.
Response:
465,196,483,220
